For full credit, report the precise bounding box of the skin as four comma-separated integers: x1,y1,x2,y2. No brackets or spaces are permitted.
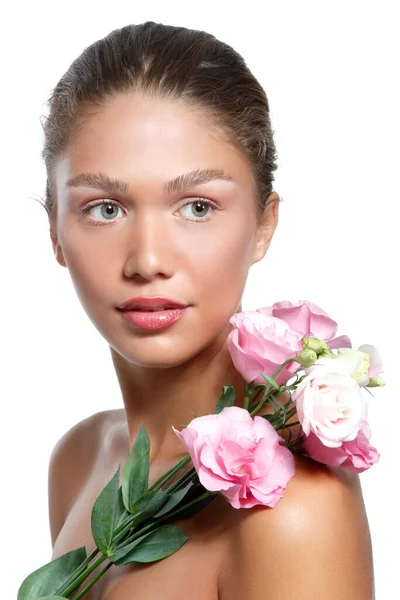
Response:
48,91,374,598
51,91,280,462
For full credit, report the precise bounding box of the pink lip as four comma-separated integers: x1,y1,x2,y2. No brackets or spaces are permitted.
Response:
117,296,189,311
119,307,189,330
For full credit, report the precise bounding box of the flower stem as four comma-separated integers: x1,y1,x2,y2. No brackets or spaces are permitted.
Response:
276,420,300,431
249,389,276,417
249,358,300,417
272,406,298,426
110,454,193,544
243,383,253,410
163,490,217,519
72,560,114,600
54,547,101,596
112,462,198,552
248,386,265,413
148,454,191,492
114,490,216,554
165,466,196,494
112,514,142,546
59,554,108,597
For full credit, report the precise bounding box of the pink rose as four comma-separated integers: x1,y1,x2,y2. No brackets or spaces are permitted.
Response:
258,300,352,350
292,357,368,448
301,422,380,473
172,406,295,509
228,300,351,386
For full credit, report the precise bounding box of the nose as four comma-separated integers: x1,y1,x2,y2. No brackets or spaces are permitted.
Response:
122,210,175,281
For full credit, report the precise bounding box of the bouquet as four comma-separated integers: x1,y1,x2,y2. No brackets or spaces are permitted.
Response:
18,300,384,599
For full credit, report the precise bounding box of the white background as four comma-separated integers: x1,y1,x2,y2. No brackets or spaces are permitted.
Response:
2,1,398,598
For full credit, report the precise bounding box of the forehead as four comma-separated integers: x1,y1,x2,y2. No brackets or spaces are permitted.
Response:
55,92,255,195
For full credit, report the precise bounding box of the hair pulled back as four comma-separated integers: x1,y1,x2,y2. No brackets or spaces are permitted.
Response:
41,21,279,225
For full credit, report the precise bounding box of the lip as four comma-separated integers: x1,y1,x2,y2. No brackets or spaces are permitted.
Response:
119,307,189,330
117,296,190,311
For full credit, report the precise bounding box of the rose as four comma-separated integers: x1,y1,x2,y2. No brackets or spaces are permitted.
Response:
292,357,368,448
227,299,351,386
228,311,303,386
172,406,295,509
337,344,383,387
258,300,352,350
301,421,380,473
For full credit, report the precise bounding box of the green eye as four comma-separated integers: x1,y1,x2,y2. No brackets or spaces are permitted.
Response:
83,201,123,222
180,199,215,221
100,203,120,219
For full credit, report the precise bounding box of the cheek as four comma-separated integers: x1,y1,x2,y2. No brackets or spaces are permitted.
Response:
185,227,254,314
58,228,118,312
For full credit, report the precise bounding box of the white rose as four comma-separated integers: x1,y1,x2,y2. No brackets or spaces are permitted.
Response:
336,348,370,386
337,345,384,387
292,357,368,448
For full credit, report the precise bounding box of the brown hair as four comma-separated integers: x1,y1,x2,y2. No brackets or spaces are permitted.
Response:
40,21,279,226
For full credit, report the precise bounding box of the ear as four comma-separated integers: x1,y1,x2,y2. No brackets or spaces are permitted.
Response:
50,226,67,267
251,192,280,266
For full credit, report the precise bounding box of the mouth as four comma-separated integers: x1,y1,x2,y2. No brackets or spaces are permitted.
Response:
117,296,190,312
118,304,190,330
128,307,175,312
119,306,187,314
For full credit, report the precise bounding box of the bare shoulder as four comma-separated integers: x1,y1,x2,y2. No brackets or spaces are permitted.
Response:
48,409,112,465
48,408,119,547
218,453,374,600
48,408,125,462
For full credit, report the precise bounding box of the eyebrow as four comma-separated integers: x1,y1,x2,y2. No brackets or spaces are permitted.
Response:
65,168,235,195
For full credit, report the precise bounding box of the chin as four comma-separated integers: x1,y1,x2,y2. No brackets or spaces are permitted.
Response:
110,342,199,369
108,326,226,370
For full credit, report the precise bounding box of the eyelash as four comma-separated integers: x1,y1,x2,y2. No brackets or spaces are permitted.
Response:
79,198,219,225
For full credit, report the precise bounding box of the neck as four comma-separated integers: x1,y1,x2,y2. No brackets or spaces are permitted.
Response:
109,321,246,463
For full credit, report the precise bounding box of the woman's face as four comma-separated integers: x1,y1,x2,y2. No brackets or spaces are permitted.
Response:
52,93,278,367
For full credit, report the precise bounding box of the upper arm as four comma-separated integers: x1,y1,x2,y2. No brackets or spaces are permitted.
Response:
47,412,103,549
219,455,375,600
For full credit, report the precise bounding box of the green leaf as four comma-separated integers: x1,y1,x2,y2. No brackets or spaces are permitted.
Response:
112,525,189,566
215,385,236,414
170,492,216,520
129,488,169,526
109,532,147,563
115,484,130,530
17,546,87,600
91,465,122,555
270,395,288,423
39,597,66,599
153,481,194,519
122,425,151,512
152,482,194,518
260,373,280,390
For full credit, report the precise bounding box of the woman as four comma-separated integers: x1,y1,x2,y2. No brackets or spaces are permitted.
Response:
44,21,374,599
